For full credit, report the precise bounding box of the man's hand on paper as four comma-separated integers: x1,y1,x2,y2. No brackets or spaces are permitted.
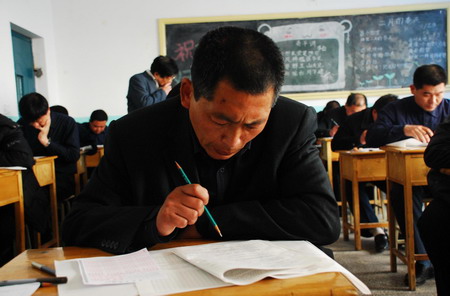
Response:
404,124,434,143
359,129,368,145
156,184,208,236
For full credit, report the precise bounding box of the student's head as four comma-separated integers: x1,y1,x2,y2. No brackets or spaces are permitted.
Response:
18,92,50,129
344,93,367,116
150,56,179,87
323,100,340,114
180,26,285,160
410,64,447,112
50,105,68,115
89,109,108,135
371,94,399,121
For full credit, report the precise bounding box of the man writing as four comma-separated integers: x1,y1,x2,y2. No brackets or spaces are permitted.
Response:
63,27,340,254
366,64,450,286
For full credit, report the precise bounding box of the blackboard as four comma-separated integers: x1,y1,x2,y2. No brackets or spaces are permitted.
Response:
159,4,448,98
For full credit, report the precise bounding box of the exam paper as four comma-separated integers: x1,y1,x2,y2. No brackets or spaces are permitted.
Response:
0,282,40,296
79,248,163,285
56,260,138,296
386,138,427,148
171,240,329,286
0,166,27,170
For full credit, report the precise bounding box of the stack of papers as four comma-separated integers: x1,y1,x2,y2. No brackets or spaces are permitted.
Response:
386,138,427,148
55,240,371,296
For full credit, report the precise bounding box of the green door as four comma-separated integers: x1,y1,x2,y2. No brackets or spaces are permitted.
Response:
11,30,36,102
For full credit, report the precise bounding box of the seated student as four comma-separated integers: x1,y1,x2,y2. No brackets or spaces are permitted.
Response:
126,56,179,113
50,105,69,116
419,116,450,295
62,26,340,255
78,109,108,155
0,113,49,265
18,93,80,201
331,94,398,252
366,64,450,286
327,93,367,137
315,100,341,138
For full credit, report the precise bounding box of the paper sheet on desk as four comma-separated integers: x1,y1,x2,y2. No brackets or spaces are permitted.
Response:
55,260,138,296
387,138,427,148
137,240,371,296
0,166,27,170
0,283,39,296
78,248,163,285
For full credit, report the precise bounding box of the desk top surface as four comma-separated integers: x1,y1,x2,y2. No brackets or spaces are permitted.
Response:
0,241,358,296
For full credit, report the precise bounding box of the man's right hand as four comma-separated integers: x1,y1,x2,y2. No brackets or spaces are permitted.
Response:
403,125,434,143
329,125,339,137
161,83,172,95
156,184,209,237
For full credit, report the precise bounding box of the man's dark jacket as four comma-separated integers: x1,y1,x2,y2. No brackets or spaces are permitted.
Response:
62,96,340,254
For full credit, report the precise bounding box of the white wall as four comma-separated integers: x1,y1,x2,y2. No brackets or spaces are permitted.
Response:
1,0,449,119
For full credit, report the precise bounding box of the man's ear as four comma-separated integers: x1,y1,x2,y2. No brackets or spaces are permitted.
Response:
180,78,193,109
410,84,416,95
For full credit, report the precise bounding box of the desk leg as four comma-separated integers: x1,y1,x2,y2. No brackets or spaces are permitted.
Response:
48,183,60,247
404,184,416,290
340,166,349,241
14,196,25,253
387,179,397,273
352,180,362,251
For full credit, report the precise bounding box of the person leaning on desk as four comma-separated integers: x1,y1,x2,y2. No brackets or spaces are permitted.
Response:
62,26,340,256
331,94,398,253
366,64,450,286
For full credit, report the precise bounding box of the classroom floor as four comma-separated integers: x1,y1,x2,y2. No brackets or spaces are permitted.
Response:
328,233,437,295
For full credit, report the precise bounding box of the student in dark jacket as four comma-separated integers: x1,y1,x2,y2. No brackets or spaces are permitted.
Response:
0,114,49,266
327,93,367,137
62,27,340,255
315,100,340,138
78,109,108,156
18,93,80,201
331,94,398,252
366,64,450,286
419,116,450,295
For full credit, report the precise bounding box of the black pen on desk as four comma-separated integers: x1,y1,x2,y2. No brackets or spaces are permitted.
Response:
0,276,67,287
31,261,56,276
174,161,223,237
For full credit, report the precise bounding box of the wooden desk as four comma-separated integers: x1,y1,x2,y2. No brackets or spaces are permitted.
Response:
85,146,104,168
382,146,430,291
318,137,339,188
0,242,358,296
74,152,88,195
339,150,388,250
32,156,59,248
0,169,25,253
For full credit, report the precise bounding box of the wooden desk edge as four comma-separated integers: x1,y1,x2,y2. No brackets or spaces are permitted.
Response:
0,242,359,296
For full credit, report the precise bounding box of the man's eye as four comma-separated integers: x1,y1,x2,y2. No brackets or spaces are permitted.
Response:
212,120,227,126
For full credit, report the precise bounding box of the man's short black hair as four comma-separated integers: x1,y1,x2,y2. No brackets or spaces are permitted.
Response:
345,93,367,107
372,94,399,112
150,56,179,78
413,64,447,89
50,105,68,115
323,100,340,113
191,26,285,105
18,92,49,123
90,109,108,122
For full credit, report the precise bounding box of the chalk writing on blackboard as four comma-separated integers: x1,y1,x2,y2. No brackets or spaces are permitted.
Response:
162,8,447,94
259,21,352,92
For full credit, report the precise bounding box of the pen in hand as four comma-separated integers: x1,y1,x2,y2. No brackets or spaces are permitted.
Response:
174,161,223,237
31,261,56,276
330,118,339,127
